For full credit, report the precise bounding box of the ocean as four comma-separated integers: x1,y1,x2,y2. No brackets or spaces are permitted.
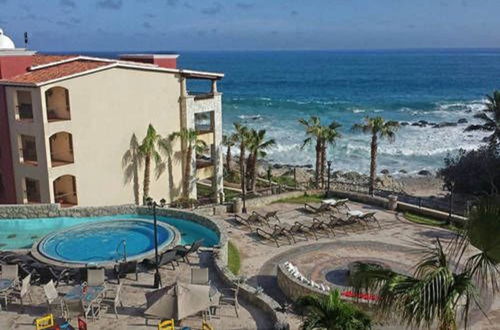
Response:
77,50,500,175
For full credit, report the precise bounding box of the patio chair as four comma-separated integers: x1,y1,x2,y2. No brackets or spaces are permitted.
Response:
303,203,331,214
43,280,65,317
255,225,292,247
220,284,240,317
87,268,105,287
113,261,138,283
191,267,210,285
102,282,123,319
10,273,32,309
0,264,18,282
252,210,281,224
174,239,204,264
32,263,78,286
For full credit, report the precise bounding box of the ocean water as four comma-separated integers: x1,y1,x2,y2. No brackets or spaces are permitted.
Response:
78,50,500,174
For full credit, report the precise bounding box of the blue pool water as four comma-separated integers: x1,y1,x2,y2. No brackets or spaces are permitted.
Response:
0,214,219,250
38,220,174,264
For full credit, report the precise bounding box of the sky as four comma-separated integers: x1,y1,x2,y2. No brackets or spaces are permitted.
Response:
0,0,499,51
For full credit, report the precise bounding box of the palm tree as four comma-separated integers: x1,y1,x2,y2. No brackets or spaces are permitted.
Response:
233,123,250,197
171,128,207,198
299,116,324,188
222,133,237,172
296,289,372,330
465,91,500,149
320,121,342,188
351,214,500,330
158,133,176,202
139,124,163,203
122,134,143,205
246,129,276,192
352,117,399,195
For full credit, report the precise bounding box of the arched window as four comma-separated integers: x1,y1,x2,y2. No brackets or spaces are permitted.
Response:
49,132,74,167
45,87,71,121
53,175,78,206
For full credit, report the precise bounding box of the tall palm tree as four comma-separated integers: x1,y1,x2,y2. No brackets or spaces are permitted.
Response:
233,123,250,197
171,128,207,198
320,121,342,188
122,134,143,205
351,210,500,330
352,117,399,195
299,116,324,188
465,91,500,149
246,129,276,192
139,124,163,203
296,289,372,330
222,133,237,172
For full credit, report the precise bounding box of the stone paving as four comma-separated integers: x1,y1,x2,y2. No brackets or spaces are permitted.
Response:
0,252,271,330
215,200,500,330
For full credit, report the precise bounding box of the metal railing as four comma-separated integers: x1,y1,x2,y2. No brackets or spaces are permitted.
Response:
116,240,127,262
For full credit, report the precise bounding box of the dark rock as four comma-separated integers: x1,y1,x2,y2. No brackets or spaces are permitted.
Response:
418,120,429,125
457,118,468,124
432,122,458,128
400,122,409,126
399,169,408,174
418,170,432,176
273,164,283,169
380,169,390,175
411,122,424,127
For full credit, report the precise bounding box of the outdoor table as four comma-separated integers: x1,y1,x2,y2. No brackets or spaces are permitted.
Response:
0,279,14,311
64,284,105,303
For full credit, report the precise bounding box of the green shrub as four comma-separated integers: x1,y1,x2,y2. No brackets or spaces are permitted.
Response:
228,241,241,275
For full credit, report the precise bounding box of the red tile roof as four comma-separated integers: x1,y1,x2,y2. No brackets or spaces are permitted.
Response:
31,54,77,66
2,60,111,84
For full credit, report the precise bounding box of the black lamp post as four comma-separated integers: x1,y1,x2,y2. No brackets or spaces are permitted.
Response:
326,160,332,194
241,162,247,214
147,198,166,288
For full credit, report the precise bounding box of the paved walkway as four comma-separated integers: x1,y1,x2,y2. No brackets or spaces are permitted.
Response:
217,201,500,330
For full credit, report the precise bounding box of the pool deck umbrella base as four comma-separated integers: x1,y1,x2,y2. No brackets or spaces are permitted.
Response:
145,281,212,321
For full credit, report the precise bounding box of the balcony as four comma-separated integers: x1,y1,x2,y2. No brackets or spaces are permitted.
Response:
45,87,71,122
49,132,74,167
19,135,38,166
15,91,34,122
53,175,78,207
24,177,41,204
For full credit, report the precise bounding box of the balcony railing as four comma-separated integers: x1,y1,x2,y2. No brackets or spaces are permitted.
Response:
50,151,74,167
19,148,38,166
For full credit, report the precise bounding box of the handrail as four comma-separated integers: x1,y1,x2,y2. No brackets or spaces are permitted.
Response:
115,240,127,262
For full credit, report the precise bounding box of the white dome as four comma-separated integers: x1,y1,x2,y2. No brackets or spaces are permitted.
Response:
0,29,16,49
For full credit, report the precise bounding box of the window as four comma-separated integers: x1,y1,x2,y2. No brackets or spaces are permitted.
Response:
194,111,214,133
15,91,33,121
19,135,38,165
24,177,41,203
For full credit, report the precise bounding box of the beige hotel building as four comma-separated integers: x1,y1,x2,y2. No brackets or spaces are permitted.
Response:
0,29,224,207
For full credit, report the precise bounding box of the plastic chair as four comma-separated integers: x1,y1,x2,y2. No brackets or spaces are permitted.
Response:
158,319,175,330
202,321,214,330
35,314,54,330
191,267,209,285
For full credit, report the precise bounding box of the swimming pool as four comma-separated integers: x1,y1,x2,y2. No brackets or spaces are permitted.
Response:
37,219,177,265
0,214,220,250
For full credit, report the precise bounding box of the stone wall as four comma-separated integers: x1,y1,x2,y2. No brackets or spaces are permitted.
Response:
0,203,136,219
277,263,327,301
397,202,467,226
238,190,306,211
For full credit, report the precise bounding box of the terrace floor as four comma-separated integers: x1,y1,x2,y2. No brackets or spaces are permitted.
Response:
213,200,500,330
0,252,271,330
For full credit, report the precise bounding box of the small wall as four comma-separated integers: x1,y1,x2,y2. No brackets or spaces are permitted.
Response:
327,190,389,209
397,202,467,226
0,203,137,219
243,190,306,209
277,263,327,301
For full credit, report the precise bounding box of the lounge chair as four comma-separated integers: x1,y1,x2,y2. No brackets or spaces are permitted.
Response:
174,239,204,264
252,210,281,224
113,261,138,283
326,198,350,213
303,203,331,214
327,214,362,232
286,222,316,241
31,263,78,286
310,218,335,237
348,211,380,228
233,213,266,230
255,225,292,247
191,267,210,285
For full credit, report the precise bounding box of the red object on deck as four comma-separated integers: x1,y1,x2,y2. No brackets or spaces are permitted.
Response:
78,317,87,330
119,54,179,69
